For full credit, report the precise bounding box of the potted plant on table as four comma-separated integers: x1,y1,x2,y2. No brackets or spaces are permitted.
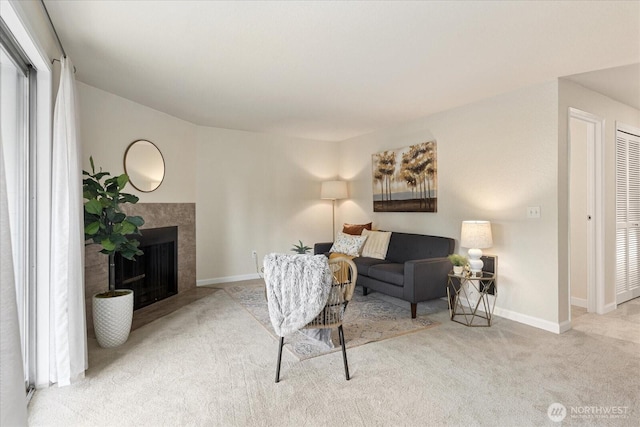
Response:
83,157,145,348
291,240,312,254
448,254,468,276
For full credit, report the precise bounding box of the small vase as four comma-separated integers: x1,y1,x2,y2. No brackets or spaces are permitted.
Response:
453,266,464,275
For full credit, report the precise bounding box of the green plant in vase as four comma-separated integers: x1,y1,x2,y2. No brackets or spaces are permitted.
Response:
83,156,145,347
291,240,312,254
448,254,468,275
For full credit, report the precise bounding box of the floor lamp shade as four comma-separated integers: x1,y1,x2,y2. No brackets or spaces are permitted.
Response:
320,181,348,200
321,181,348,241
460,221,493,275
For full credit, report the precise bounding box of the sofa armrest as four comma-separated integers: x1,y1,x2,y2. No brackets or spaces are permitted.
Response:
403,257,453,303
314,242,333,256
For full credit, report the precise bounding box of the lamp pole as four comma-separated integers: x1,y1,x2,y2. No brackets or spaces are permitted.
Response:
321,180,348,242
332,199,337,241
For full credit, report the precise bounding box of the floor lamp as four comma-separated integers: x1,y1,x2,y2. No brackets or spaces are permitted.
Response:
321,181,348,241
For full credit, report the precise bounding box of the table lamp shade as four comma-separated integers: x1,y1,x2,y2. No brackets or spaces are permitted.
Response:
321,181,348,200
460,221,493,249
460,220,492,275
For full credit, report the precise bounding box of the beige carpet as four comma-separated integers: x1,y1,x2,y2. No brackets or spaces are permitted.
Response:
225,284,438,360
27,286,639,426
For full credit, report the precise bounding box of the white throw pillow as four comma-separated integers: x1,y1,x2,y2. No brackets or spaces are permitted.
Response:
361,229,392,259
329,232,368,257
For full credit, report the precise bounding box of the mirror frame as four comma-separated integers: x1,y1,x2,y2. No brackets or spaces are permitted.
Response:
123,139,165,193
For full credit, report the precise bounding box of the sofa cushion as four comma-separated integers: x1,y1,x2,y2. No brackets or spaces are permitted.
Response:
353,257,388,277
368,263,405,286
385,232,455,263
329,232,367,257
361,229,392,259
342,222,372,235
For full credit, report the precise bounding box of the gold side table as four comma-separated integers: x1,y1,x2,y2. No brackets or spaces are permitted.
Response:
447,271,497,327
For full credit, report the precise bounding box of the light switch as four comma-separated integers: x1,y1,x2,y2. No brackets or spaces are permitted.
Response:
527,206,541,218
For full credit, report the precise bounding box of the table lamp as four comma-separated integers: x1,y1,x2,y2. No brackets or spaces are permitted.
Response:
460,220,493,276
321,180,348,241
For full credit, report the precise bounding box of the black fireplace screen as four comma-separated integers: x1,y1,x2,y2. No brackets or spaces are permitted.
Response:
115,226,178,310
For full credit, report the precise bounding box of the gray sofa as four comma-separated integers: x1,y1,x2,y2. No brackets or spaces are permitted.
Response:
315,232,454,318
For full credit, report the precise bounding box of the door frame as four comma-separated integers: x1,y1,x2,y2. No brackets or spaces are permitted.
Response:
568,108,605,315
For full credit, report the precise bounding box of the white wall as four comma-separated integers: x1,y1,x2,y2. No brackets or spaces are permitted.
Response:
77,82,341,285
340,81,562,330
77,82,197,203
558,79,640,318
196,127,339,283
79,75,640,333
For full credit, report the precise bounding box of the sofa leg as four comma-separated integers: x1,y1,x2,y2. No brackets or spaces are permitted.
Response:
411,303,417,319
362,286,368,296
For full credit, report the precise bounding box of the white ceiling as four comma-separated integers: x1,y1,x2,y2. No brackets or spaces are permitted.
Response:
44,1,640,142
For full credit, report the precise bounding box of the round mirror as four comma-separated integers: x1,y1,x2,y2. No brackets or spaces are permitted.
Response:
124,140,165,192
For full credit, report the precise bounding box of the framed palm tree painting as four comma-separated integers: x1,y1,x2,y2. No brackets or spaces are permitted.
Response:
372,141,437,212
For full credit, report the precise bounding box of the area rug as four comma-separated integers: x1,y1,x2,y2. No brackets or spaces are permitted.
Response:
225,284,439,360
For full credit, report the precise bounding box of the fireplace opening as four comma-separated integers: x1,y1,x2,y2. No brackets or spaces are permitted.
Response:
115,226,178,311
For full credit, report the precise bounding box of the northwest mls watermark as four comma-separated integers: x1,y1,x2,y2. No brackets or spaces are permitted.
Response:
547,402,630,422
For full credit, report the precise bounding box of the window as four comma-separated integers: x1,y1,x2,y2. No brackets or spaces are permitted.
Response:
1,16,35,391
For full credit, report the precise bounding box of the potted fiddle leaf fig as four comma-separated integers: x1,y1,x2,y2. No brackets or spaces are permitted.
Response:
83,156,145,348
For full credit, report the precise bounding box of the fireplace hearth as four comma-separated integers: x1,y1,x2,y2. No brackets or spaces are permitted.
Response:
115,226,178,310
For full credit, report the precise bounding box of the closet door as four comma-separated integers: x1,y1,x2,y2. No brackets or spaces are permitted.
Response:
616,125,640,304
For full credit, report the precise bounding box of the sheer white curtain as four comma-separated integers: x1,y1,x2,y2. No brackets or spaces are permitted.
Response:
0,134,28,427
49,56,87,386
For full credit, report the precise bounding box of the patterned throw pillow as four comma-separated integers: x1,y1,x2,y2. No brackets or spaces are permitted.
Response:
361,229,392,260
329,232,368,257
342,222,372,235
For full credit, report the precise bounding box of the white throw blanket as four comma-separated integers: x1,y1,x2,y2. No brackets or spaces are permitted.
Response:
263,253,332,337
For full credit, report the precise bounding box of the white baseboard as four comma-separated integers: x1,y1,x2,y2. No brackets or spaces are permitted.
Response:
197,273,261,286
493,306,566,334
571,296,588,308
558,319,572,333
444,294,566,334
600,302,617,314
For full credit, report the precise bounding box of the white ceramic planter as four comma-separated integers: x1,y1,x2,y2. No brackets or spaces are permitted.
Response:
453,266,464,275
93,289,134,348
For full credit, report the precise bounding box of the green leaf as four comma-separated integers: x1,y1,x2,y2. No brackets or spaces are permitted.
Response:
120,241,143,260
105,182,118,193
116,174,129,189
101,238,116,252
110,234,127,245
120,250,136,260
112,212,126,224
84,199,103,215
127,216,145,227
85,221,100,235
90,156,95,174
94,172,110,180
105,207,117,221
119,194,139,204
120,221,136,235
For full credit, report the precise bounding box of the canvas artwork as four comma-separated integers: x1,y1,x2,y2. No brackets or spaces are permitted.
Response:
372,141,437,212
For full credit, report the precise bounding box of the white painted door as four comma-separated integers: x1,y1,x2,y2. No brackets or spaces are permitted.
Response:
569,118,589,308
568,108,605,315
616,125,640,304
